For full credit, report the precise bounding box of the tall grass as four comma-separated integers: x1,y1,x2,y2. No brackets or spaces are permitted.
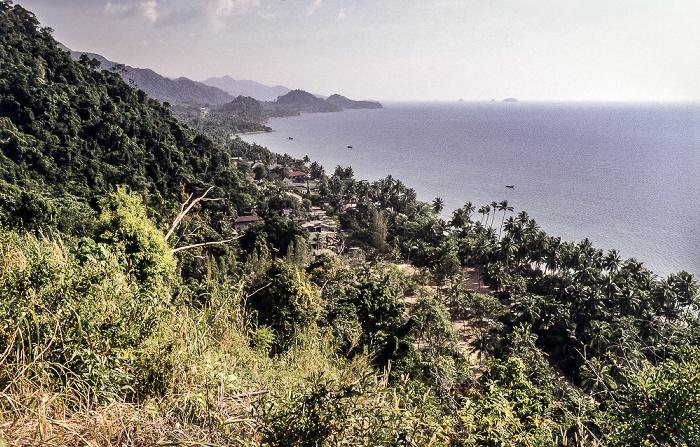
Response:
0,229,371,446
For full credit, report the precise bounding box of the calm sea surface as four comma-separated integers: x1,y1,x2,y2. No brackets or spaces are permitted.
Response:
240,102,700,278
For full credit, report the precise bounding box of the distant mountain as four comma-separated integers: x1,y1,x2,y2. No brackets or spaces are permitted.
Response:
203,75,291,102
70,52,233,106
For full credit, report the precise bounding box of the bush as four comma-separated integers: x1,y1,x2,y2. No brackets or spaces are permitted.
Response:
248,259,322,350
92,186,177,294
255,372,449,446
0,229,172,401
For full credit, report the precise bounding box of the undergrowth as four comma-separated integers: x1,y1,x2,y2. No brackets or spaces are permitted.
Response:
0,229,382,446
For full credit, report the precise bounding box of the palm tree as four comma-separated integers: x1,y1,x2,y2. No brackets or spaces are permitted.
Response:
488,200,498,229
667,271,699,306
463,201,475,219
450,208,467,229
484,261,508,292
516,210,529,225
432,197,444,216
478,205,489,225
497,199,514,239
470,331,494,362
602,249,622,272
500,235,519,267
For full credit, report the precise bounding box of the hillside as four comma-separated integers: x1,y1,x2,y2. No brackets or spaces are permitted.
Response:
70,51,234,106
326,93,383,109
0,5,257,237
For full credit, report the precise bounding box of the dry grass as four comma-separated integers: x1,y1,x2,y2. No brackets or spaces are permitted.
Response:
0,387,260,446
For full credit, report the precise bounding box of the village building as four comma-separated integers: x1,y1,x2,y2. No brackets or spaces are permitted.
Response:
233,215,264,231
287,171,309,182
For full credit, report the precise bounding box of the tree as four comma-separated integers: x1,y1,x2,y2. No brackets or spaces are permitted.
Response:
92,187,176,294
431,197,444,216
367,207,388,252
478,205,490,226
667,271,698,307
610,347,700,446
410,296,457,354
249,259,322,349
489,200,498,229
497,199,514,239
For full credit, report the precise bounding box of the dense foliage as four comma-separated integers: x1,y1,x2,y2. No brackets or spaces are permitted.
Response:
172,95,271,145
0,2,698,446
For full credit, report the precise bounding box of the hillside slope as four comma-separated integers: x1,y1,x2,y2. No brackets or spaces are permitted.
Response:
0,4,254,232
70,51,234,106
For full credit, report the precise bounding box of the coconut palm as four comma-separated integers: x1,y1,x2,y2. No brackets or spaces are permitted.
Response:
470,330,494,362
478,205,490,226
432,197,444,216
667,271,699,306
488,200,498,229
497,199,514,239
602,249,622,272
450,208,467,229
463,201,475,220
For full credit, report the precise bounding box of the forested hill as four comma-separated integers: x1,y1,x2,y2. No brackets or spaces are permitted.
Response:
263,89,383,117
69,51,234,106
0,2,253,231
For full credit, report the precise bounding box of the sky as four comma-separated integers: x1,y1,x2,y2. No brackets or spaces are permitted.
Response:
15,0,700,102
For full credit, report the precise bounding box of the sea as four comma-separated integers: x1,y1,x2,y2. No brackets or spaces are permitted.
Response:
240,102,700,279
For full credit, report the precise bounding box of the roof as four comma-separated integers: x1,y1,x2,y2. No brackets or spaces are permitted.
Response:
234,215,264,223
288,171,309,178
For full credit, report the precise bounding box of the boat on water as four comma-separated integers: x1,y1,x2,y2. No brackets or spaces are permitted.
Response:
347,145,353,148
505,184,514,188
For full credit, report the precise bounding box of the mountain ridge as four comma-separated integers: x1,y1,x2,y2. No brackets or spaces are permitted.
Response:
203,75,291,102
69,51,234,106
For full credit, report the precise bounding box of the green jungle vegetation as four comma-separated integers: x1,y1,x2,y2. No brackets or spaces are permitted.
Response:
1,2,699,445
172,95,272,146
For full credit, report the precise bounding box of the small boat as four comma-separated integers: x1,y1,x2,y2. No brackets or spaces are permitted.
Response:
288,137,293,140
505,184,514,188
347,145,353,148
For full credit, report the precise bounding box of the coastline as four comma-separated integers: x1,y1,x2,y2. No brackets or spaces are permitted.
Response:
240,102,700,279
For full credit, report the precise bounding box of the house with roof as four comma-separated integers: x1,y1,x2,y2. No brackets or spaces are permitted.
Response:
287,171,309,182
233,215,265,231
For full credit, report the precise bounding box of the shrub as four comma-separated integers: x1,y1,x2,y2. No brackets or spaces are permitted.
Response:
92,186,177,294
0,229,172,401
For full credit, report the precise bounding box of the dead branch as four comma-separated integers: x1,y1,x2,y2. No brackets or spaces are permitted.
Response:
172,237,240,253
165,186,219,241
230,390,269,400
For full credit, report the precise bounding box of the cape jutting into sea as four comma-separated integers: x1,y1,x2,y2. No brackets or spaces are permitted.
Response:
240,101,700,279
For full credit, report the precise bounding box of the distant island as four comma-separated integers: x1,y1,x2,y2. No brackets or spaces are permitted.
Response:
503,98,519,102
263,90,382,117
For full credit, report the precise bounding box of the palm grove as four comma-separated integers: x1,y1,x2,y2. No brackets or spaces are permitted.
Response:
0,2,699,445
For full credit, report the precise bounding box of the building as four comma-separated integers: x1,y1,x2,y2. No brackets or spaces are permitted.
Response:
233,215,265,231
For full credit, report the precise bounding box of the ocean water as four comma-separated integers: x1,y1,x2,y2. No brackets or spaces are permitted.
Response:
240,102,700,278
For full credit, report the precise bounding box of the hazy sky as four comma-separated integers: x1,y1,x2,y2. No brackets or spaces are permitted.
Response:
16,0,700,102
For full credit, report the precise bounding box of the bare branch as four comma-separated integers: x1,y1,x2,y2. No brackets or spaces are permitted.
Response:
172,236,240,253
165,186,214,241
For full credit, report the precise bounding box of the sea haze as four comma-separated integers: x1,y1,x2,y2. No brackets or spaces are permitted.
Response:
240,102,700,278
